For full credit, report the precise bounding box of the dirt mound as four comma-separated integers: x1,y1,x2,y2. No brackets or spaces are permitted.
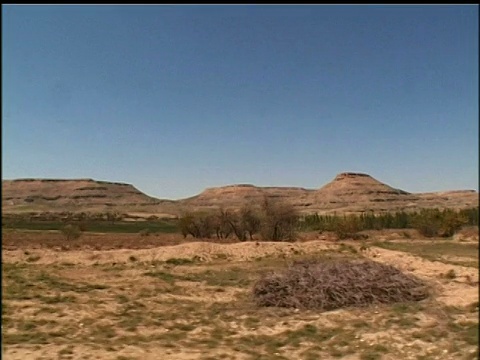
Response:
253,259,429,310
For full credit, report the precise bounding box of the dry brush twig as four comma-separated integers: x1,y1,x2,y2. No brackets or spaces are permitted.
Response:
252,259,429,311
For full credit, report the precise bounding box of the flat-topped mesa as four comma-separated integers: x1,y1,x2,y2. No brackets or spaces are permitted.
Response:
182,184,312,208
316,172,412,197
2,178,161,209
3,173,478,216
8,178,135,187
11,178,96,183
201,184,310,193
190,184,267,203
333,172,372,181
204,184,256,191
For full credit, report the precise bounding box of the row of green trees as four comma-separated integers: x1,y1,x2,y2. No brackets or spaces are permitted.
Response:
179,198,298,242
4,205,477,241
300,207,478,238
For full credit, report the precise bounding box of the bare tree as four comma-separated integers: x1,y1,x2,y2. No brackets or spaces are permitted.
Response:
178,211,216,239
220,209,248,241
240,205,261,240
178,200,295,242
260,197,298,242
214,209,233,239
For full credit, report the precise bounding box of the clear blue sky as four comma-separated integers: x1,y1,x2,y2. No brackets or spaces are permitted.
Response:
3,5,478,199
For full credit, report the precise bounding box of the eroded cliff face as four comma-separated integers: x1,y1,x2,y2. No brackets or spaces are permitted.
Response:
181,184,312,209
1,178,166,213
2,173,478,215
303,173,419,213
179,173,477,215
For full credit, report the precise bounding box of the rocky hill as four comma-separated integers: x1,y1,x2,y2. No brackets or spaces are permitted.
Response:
2,173,478,216
308,172,421,213
179,173,478,215
1,178,175,214
180,184,312,211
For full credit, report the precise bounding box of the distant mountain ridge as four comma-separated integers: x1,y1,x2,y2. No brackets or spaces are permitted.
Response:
2,173,478,216
2,178,174,215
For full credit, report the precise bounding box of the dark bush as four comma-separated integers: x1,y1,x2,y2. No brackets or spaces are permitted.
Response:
333,215,363,240
139,228,151,237
60,224,82,241
179,212,216,239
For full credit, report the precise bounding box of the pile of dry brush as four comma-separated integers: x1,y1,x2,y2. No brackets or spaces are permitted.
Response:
253,259,429,311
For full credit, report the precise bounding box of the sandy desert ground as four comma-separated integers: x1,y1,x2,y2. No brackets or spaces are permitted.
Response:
2,229,478,360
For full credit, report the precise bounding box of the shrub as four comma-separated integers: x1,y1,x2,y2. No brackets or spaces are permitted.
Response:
333,215,363,240
78,221,88,232
412,209,442,237
26,254,41,262
139,228,151,237
60,224,82,241
252,259,429,310
439,210,467,237
445,269,456,279
410,208,469,238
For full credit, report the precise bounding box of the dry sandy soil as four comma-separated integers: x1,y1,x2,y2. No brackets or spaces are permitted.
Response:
2,229,478,360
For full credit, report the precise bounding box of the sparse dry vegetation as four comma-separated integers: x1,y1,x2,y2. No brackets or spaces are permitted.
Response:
60,224,82,241
2,226,478,360
179,198,298,242
1,198,478,360
253,259,429,310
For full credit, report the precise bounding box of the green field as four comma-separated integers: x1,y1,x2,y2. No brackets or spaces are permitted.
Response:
2,220,179,234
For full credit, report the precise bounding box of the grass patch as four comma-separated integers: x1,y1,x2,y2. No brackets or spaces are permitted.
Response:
372,241,479,268
411,328,449,342
390,302,425,314
144,271,176,285
115,294,130,304
180,267,252,287
168,322,197,332
36,294,77,304
165,258,196,266
3,329,69,345
26,254,41,262
448,321,479,345
58,345,75,355
88,324,117,341
2,237,478,358
360,350,383,360
115,301,148,331
3,219,179,233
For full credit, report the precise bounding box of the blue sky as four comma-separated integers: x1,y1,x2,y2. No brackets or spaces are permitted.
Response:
3,5,478,199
